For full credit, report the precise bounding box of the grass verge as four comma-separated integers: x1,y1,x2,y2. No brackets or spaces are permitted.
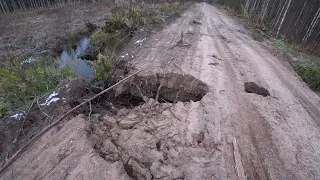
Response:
295,61,320,91
0,56,75,117
271,38,320,92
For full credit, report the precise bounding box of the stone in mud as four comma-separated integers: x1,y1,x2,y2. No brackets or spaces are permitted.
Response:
244,82,270,97
100,115,117,128
127,113,138,119
119,119,139,129
127,159,152,180
101,140,119,162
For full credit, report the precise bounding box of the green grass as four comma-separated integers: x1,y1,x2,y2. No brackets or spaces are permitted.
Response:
90,29,109,44
272,39,320,92
295,61,320,91
94,53,113,81
0,56,75,116
272,39,289,52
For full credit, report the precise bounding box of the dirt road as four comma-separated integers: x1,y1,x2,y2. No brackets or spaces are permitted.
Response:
2,3,320,180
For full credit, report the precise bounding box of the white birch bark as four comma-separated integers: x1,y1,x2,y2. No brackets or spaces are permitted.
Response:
262,0,270,20
277,0,292,37
273,0,288,28
303,7,320,42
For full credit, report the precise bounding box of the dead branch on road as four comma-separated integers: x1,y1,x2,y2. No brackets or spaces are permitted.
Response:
169,108,182,121
136,85,148,102
88,100,93,136
233,137,246,180
0,70,142,176
173,62,185,76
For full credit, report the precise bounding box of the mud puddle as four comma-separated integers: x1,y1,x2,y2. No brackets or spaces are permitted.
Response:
57,37,94,79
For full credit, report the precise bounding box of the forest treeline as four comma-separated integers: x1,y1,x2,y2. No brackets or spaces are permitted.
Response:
214,0,320,51
0,0,115,13
0,0,186,13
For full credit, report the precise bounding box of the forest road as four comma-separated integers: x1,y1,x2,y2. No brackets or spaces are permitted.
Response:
2,2,320,180
127,3,320,179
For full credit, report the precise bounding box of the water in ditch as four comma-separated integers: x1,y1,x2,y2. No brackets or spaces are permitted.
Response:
57,37,94,79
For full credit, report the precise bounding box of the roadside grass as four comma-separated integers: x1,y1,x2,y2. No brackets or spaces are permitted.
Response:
0,55,75,116
0,1,195,117
271,38,320,92
295,61,320,92
272,39,288,52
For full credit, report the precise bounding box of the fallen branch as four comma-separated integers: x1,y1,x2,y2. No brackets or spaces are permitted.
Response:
21,97,37,138
167,57,176,64
173,90,180,104
155,82,163,102
135,85,148,102
233,137,246,180
0,70,142,176
88,100,93,136
169,108,182,121
173,62,185,76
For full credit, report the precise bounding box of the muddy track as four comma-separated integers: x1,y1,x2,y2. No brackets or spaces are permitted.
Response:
2,3,320,180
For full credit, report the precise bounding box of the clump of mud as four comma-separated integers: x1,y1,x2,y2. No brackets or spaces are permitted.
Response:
113,73,209,104
244,82,270,97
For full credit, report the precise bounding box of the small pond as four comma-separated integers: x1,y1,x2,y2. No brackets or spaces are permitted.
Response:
57,37,94,79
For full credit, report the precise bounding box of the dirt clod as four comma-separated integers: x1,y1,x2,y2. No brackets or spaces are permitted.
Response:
244,82,270,97
191,19,202,25
209,62,219,66
114,73,208,103
119,119,139,129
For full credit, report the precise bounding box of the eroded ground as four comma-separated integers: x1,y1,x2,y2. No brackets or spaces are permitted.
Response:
2,3,320,180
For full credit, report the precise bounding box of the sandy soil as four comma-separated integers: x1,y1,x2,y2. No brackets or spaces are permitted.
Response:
2,2,320,180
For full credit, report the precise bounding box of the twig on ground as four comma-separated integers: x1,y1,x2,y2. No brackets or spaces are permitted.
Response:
161,98,168,103
170,31,191,49
36,98,51,118
20,97,37,138
169,108,182,121
0,70,142,176
88,100,93,136
26,97,36,115
135,85,148,102
155,83,163,102
167,57,176,64
233,137,246,180
173,62,185,76
174,90,180,104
